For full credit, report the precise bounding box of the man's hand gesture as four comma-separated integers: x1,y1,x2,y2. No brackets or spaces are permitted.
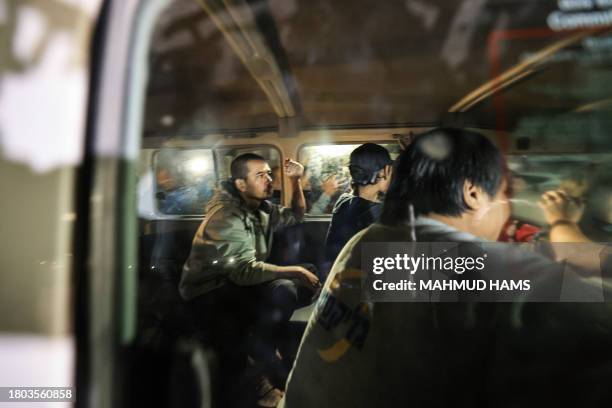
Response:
284,158,304,179
539,190,585,225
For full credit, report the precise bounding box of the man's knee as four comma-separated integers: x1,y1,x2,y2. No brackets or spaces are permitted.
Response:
268,279,299,308
253,279,301,326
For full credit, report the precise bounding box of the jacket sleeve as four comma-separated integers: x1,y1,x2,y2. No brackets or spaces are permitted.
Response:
271,204,305,229
309,193,332,215
203,209,279,285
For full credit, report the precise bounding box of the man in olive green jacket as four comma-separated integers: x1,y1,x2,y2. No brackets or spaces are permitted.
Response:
180,153,320,402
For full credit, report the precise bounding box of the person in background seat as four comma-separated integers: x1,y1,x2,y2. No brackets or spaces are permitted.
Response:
303,167,342,215
325,143,393,265
180,153,320,406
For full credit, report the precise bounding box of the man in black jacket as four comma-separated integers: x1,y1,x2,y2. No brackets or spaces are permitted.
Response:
325,143,393,266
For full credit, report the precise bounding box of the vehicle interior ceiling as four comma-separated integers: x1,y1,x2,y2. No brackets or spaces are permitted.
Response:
136,0,612,345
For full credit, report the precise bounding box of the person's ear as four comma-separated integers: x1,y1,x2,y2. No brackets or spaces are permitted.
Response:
463,180,484,211
234,178,247,192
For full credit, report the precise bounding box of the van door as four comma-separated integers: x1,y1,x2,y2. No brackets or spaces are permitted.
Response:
83,1,211,407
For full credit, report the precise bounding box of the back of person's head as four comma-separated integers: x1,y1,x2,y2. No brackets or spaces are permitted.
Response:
230,153,266,180
381,127,505,224
349,143,392,187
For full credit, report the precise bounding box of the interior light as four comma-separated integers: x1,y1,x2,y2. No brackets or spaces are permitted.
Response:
161,115,175,127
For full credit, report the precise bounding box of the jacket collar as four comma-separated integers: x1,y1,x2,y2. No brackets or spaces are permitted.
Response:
414,216,483,242
205,180,272,215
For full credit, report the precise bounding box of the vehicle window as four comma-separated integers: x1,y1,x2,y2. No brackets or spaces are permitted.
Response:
154,149,217,215
298,143,402,215
150,146,281,216
508,153,612,240
129,0,612,407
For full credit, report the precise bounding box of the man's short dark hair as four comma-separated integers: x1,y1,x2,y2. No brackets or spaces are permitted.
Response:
349,143,392,187
230,153,266,180
381,127,505,224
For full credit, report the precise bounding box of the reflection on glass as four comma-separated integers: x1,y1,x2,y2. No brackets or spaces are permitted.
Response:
155,149,216,215
508,154,612,240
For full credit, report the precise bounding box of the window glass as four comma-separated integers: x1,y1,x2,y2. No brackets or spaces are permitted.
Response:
154,149,217,215
298,143,401,215
508,153,612,240
134,0,612,406
151,146,281,216
144,1,278,136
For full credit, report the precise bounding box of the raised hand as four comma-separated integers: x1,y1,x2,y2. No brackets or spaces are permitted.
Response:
284,158,305,179
539,190,585,225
